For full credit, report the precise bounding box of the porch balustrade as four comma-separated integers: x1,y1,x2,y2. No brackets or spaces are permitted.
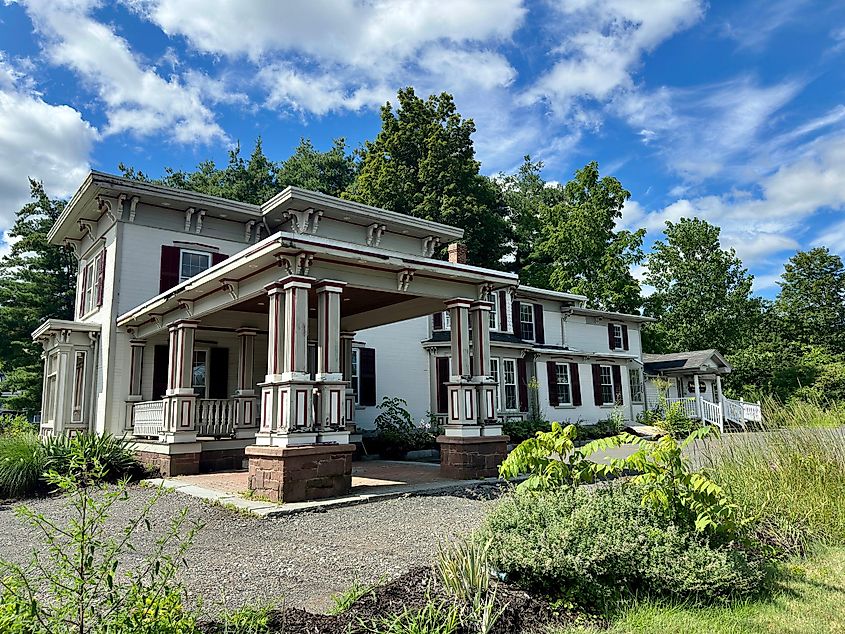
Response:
699,398,722,427
133,397,258,440
666,396,698,419
132,400,165,438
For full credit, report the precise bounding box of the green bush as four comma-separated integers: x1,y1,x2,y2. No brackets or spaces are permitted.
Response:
576,411,624,441
479,485,768,608
502,417,551,443
44,432,144,482
656,400,697,438
0,432,47,499
374,397,435,459
0,415,37,436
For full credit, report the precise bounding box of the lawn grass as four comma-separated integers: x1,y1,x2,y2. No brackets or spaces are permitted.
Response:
552,546,845,633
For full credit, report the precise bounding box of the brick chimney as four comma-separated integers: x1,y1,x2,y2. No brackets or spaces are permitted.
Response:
447,242,468,264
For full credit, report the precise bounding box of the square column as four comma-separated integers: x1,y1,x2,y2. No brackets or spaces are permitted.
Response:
257,276,317,447
233,328,258,438
315,280,349,443
161,320,199,444
124,339,145,432
340,331,356,431
443,299,478,437
469,300,501,436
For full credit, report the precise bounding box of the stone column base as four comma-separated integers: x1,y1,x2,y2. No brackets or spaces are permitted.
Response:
245,443,355,503
132,441,202,477
437,435,510,480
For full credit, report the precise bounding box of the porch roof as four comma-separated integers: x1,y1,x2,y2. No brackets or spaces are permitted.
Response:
643,349,731,375
117,228,518,338
560,306,656,323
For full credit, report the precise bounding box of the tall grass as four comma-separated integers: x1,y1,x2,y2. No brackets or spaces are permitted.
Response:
760,394,845,429
706,399,845,555
0,433,46,499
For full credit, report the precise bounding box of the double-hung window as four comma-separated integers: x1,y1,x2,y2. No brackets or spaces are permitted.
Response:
629,368,643,403
612,324,624,350
600,365,615,405
351,348,360,404
180,250,211,284
519,304,535,341
502,359,518,410
488,292,498,330
192,349,208,398
555,363,572,405
82,259,96,314
490,358,500,411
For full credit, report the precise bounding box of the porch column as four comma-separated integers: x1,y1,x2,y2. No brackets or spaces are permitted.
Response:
124,339,145,432
716,374,725,428
161,320,198,443
233,328,258,438
469,299,500,434
257,276,317,446
443,299,478,436
340,331,356,430
315,280,349,442
693,373,702,420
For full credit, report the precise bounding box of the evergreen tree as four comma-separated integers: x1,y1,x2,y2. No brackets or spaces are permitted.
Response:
0,181,77,413
351,88,511,268
644,218,758,354
276,138,357,197
526,162,644,311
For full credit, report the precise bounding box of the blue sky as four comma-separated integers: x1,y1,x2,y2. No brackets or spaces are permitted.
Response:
1,0,844,298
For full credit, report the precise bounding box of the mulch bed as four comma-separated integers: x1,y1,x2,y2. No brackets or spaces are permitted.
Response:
199,567,605,633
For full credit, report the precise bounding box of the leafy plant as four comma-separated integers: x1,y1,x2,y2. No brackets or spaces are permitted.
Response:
360,597,461,634
0,432,47,499
374,397,433,459
436,538,504,634
0,463,201,634
502,417,551,443
328,579,376,615
217,603,271,633
656,399,697,438
43,432,144,482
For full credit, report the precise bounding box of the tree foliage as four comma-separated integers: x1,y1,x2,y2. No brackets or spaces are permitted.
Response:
0,181,77,413
644,218,759,354
526,162,645,312
351,87,510,268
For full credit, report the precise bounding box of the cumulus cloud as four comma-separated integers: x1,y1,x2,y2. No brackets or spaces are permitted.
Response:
21,0,227,144
0,55,96,234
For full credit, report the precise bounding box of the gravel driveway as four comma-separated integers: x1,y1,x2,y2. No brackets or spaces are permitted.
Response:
0,485,497,614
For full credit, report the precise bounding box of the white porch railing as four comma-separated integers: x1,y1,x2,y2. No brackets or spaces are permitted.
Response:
666,397,698,419
700,398,722,428
133,401,165,438
724,397,762,426
196,399,237,438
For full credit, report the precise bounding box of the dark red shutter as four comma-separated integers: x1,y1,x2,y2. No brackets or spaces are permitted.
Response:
512,301,522,338
433,312,444,331
499,292,508,332
359,348,376,406
534,304,545,344
608,323,616,350
546,362,559,406
209,347,229,399
592,364,603,405
517,358,529,412
612,365,623,404
95,248,106,307
622,325,629,350
570,363,582,406
211,252,228,266
78,265,88,316
152,345,169,400
160,245,180,292
436,356,449,413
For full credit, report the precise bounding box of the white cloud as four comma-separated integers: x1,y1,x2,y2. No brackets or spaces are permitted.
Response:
521,0,704,117
0,55,96,236
720,0,810,50
21,0,227,144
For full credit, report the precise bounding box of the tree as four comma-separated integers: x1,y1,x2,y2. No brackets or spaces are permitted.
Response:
276,138,357,197
497,156,566,274
773,247,845,354
0,181,77,413
351,87,511,268
526,162,644,312
643,218,759,354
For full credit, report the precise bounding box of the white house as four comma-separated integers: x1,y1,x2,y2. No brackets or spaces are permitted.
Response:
31,171,756,502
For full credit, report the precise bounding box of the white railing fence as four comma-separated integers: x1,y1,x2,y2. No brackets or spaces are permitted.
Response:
133,401,165,438
666,397,698,419
196,399,236,438
723,397,762,425
700,398,723,431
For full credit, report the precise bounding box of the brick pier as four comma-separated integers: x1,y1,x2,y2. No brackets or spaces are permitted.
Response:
437,435,509,480
245,444,355,502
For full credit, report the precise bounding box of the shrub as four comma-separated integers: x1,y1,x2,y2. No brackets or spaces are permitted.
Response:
479,485,768,608
43,432,144,482
576,411,624,441
655,400,697,438
0,415,37,437
502,417,551,443
436,538,503,633
374,397,434,459
0,432,47,499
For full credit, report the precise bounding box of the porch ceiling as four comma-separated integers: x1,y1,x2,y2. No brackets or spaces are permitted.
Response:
118,230,517,338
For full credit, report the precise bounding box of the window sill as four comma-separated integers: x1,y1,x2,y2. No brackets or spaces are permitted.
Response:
552,404,576,409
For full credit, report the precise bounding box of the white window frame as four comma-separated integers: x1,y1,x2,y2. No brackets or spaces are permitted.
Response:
555,363,573,406
71,351,87,423
81,254,101,316
44,352,59,424
600,365,615,406
488,292,499,330
502,358,518,411
629,368,643,404
612,323,624,350
179,249,212,284
351,348,360,405
520,304,535,341
490,358,500,412
443,311,451,330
